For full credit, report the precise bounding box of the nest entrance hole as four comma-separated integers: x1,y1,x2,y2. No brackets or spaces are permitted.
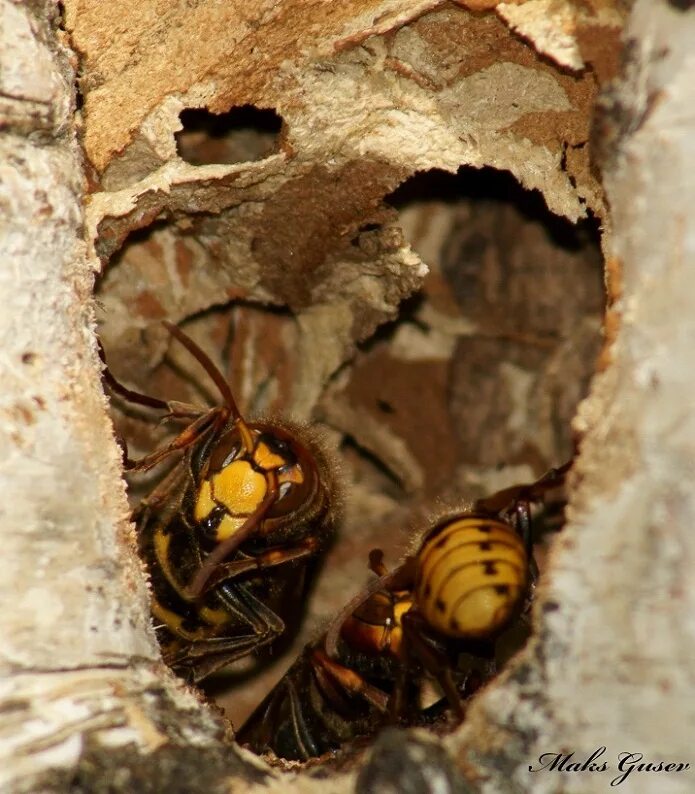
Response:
96,160,606,765
175,105,283,166
208,166,606,750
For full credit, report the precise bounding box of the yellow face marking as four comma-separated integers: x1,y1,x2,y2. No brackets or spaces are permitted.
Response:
253,441,286,470
212,460,268,513
194,479,215,522
195,460,268,523
215,513,247,541
194,459,270,540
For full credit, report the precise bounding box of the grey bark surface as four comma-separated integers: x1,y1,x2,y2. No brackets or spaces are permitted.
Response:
0,4,258,792
445,3,695,793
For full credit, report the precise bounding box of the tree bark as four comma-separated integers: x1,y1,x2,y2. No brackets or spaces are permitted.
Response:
0,3,258,792
447,3,695,793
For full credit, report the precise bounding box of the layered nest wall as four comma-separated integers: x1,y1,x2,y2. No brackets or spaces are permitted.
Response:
67,0,625,777
101,165,604,732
